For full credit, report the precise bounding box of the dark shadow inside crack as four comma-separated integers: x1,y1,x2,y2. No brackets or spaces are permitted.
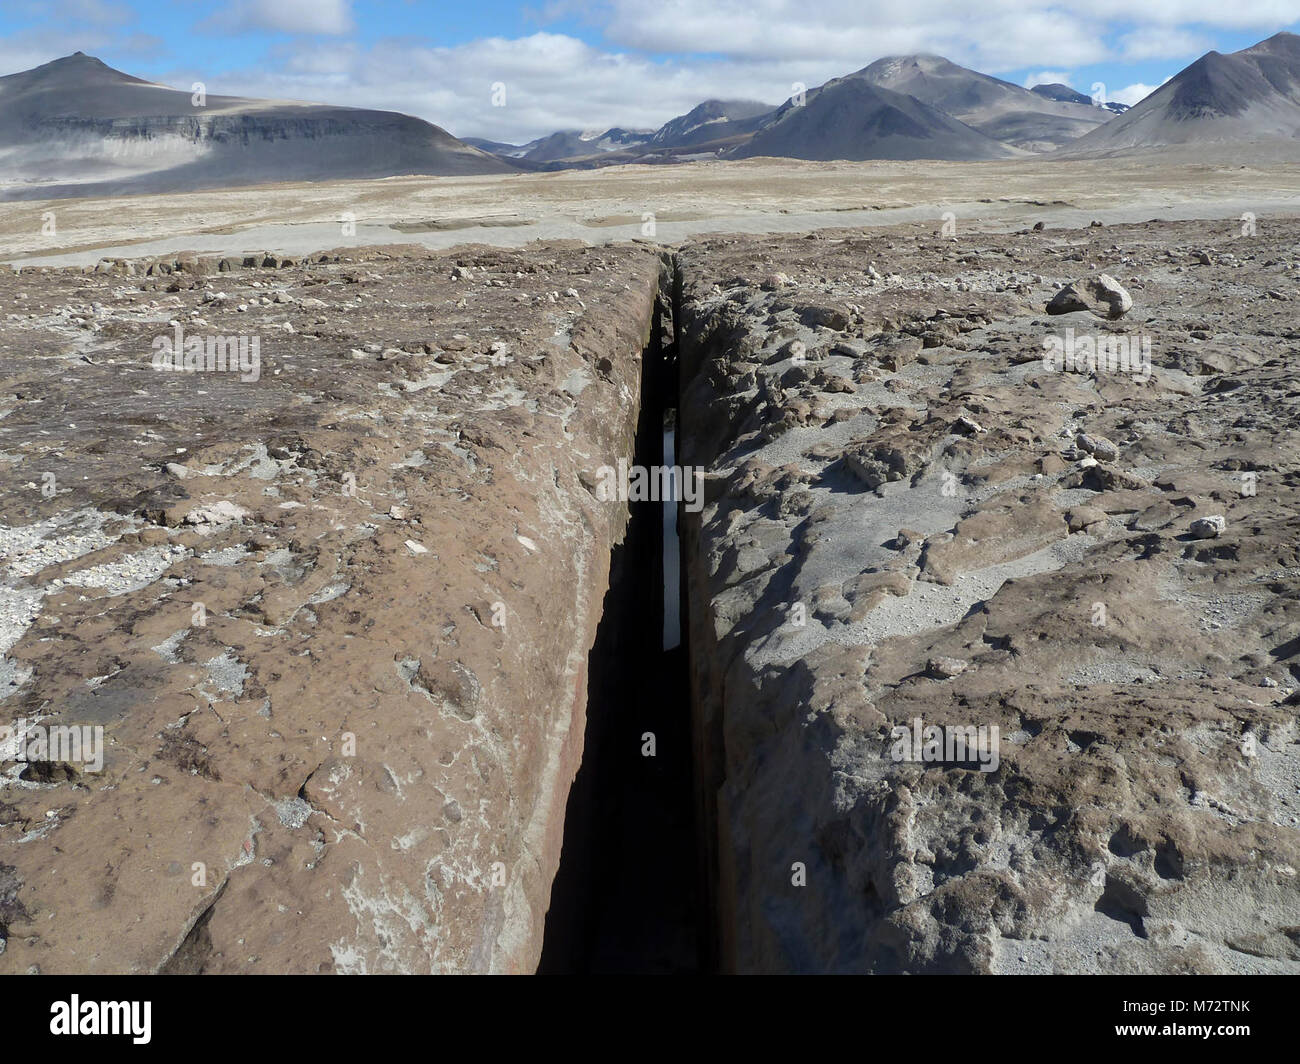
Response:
538,258,704,974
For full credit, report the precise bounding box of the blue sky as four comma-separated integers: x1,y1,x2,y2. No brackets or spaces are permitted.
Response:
2,1,1298,142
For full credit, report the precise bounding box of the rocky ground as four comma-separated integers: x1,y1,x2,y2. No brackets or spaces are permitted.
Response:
3,206,1300,976
0,241,663,972
677,215,1300,973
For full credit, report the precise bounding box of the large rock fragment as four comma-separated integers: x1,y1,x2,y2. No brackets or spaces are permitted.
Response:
1046,273,1133,319
1189,515,1226,538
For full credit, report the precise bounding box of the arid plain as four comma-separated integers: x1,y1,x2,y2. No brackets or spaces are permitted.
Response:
4,155,1298,265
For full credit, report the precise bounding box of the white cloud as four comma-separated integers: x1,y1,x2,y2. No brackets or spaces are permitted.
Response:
582,0,1298,72
1053,0,1298,29
1024,71,1073,89
594,0,1112,73
182,32,810,143
588,0,1297,53
1111,78,1173,106
1117,26,1212,60
0,25,162,77
204,0,354,36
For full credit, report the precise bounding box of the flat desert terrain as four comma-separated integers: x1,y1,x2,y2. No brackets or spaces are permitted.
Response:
3,155,1298,265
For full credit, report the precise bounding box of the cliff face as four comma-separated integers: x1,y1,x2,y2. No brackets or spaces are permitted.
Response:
676,221,1300,973
0,53,512,199
0,243,660,973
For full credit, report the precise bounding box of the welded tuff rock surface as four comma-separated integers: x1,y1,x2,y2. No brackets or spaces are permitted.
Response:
0,241,662,972
677,219,1300,973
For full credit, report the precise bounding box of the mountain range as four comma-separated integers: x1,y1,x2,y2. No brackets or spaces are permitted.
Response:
1,32,1297,198
466,53,1133,166
473,34,1300,166
466,126,654,163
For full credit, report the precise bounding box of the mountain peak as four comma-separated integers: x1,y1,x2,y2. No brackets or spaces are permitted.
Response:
1031,83,1092,105
1244,30,1300,58
859,53,959,78
3,51,150,90
51,51,106,67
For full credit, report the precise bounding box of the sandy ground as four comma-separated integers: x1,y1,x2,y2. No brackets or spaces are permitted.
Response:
2,155,1299,266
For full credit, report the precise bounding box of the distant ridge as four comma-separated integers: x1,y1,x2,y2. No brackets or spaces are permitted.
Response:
466,102,773,165
726,77,1024,162
0,53,513,199
648,99,774,148
855,54,1111,150
1031,83,1130,115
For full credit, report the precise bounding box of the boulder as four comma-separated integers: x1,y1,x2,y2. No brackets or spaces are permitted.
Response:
1046,273,1132,319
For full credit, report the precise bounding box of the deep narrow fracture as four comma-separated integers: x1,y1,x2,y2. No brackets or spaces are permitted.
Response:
538,259,701,973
